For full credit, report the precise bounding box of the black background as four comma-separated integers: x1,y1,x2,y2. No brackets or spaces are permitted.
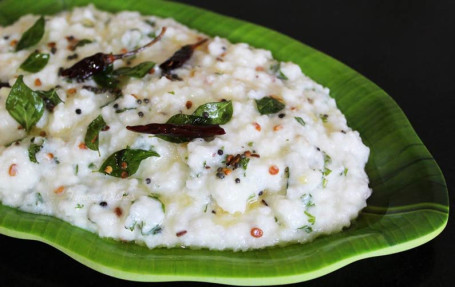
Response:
1,1,453,286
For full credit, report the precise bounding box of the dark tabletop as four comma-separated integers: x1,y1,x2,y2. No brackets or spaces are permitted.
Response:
1,1,453,286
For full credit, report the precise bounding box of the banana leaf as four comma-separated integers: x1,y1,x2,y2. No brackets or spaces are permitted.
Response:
0,0,448,285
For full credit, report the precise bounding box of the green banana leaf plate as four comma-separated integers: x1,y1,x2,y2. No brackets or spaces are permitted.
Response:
0,0,449,285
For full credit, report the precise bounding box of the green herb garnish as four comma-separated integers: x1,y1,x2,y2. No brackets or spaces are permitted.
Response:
99,148,159,178
255,96,285,115
35,88,63,112
35,193,44,205
115,107,136,114
6,75,44,132
74,39,93,49
319,114,329,123
148,194,166,213
295,117,306,126
84,115,108,151
28,142,43,163
16,16,45,51
114,61,155,78
192,101,233,125
298,225,313,233
93,64,119,89
20,51,49,72
141,224,162,236
304,211,316,225
285,166,290,189
301,194,315,207
270,62,288,80
239,157,250,170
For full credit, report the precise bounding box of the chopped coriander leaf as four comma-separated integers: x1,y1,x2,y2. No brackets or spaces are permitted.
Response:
295,117,306,126
140,224,162,236
304,211,316,225
148,194,166,212
322,178,328,188
301,194,315,207
298,225,313,233
319,114,329,123
115,107,136,113
239,157,250,170
35,193,43,205
323,168,332,177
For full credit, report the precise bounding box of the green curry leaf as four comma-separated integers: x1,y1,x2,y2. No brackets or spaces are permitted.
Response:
6,75,44,132
270,62,288,80
84,115,108,151
99,148,160,178
114,61,155,78
74,39,93,49
93,64,119,89
28,142,43,163
35,88,63,112
16,16,45,51
255,96,285,115
192,101,233,125
20,51,50,72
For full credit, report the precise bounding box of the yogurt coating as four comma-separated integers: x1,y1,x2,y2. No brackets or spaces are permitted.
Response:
0,6,371,250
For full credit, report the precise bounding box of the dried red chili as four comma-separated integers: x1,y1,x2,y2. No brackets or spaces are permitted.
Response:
60,27,166,81
159,38,208,75
126,123,225,138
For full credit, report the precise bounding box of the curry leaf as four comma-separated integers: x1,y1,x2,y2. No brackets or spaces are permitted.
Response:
35,88,63,112
6,75,44,132
16,16,45,51
114,61,155,78
255,96,285,115
84,115,107,151
74,39,93,49
93,64,119,89
270,62,288,80
20,51,50,72
28,142,43,163
192,101,233,125
99,148,159,178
